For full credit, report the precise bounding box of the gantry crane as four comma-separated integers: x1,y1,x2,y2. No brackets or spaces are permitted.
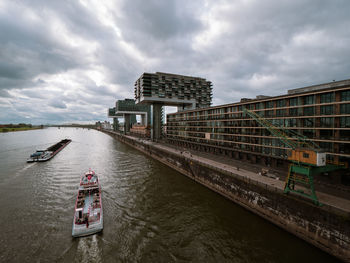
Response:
243,108,346,205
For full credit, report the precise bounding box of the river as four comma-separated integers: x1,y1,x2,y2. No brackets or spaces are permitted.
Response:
0,128,338,262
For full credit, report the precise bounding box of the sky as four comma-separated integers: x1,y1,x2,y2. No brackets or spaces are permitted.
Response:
0,0,349,124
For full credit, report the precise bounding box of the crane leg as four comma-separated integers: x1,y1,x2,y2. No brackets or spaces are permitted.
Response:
284,164,321,206
284,164,293,194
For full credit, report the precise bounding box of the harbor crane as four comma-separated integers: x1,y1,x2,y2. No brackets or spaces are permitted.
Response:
243,108,346,205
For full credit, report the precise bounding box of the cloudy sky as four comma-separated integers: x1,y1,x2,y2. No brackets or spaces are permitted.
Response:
0,0,349,124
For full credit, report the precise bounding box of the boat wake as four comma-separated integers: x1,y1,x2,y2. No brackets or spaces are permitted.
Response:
76,235,102,263
22,162,36,171
13,163,36,178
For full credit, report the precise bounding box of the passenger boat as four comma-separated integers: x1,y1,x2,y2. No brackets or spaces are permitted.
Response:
72,170,103,237
27,139,71,162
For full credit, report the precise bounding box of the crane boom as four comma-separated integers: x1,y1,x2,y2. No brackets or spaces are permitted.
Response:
243,108,326,166
242,107,346,205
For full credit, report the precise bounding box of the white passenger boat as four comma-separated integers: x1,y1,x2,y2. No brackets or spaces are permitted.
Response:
72,170,103,237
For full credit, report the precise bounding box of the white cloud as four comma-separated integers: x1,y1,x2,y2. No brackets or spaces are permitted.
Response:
0,0,349,124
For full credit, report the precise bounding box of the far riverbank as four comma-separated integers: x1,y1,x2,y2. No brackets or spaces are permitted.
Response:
0,125,43,133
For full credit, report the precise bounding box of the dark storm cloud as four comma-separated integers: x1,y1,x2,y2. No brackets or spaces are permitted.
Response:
0,9,82,91
116,0,204,57
190,0,350,102
119,0,203,40
49,100,67,109
0,0,349,124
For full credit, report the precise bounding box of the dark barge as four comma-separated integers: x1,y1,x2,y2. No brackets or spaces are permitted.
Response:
27,139,72,162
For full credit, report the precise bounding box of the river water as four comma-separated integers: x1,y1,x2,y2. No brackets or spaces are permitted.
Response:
0,128,338,262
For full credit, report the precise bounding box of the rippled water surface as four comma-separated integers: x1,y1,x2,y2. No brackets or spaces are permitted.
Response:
0,128,338,262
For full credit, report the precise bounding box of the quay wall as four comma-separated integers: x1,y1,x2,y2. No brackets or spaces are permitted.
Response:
103,130,350,262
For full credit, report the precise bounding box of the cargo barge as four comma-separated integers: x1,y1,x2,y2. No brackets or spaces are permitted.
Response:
27,139,71,162
72,170,103,237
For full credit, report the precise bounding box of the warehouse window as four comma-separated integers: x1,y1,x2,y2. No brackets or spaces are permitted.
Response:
276,99,286,107
340,104,350,114
303,129,315,138
304,95,315,105
304,118,314,127
320,92,334,103
320,130,333,139
321,105,333,115
276,109,286,117
320,117,333,128
303,153,309,158
339,142,350,154
340,117,350,128
289,97,299,106
265,101,273,108
304,106,315,116
340,130,350,142
341,90,350,101
288,118,297,127
265,110,274,117
289,108,298,116
319,142,333,151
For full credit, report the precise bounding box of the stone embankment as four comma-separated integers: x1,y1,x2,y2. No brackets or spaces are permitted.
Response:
103,130,350,262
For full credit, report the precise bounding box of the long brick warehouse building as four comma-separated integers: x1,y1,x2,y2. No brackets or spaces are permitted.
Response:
166,79,350,184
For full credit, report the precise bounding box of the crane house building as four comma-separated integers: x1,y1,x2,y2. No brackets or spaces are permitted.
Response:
166,79,350,181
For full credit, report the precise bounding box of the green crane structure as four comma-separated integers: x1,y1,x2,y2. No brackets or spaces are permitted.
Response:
243,108,347,205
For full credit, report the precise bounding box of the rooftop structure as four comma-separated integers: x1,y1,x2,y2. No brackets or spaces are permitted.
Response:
288,79,350,95
134,72,213,140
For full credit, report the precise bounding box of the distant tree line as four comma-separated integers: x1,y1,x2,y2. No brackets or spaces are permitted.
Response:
0,123,32,128
0,123,43,132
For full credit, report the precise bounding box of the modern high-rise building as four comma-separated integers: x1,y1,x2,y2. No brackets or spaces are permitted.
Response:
135,72,212,110
166,79,350,181
134,72,213,139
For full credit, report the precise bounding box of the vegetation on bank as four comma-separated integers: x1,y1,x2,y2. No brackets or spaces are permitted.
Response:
0,123,44,132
